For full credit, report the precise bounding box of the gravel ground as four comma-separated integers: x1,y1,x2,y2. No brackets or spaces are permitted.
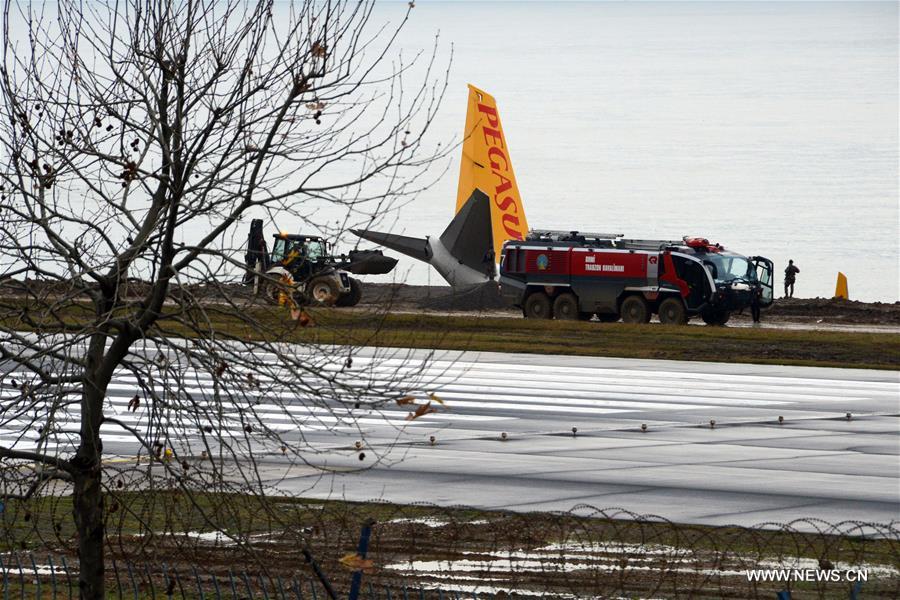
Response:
356,282,900,326
3,278,898,329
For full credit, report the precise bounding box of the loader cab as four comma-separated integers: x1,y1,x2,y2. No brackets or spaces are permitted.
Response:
271,234,328,266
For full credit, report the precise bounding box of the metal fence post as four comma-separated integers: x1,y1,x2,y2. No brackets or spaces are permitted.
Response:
192,564,205,600
144,562,156,598
126,560,138,599
0,553,8,600
175,568,186,598
162,562,171,598
258,572,270,600
59,555,72,600
14,553,24,600
27,553,39,599
227,569,237,600
111,557,123,599
211,571,221,600
348,519,375,600
300,547,336,600
241,570,253,599
47,555,57,599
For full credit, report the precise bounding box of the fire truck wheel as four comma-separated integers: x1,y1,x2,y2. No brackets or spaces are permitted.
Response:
553,293,579,320
620,295,650,324
523,292,553,319
701,309,730,326
309,277,339,306
658,297,688,325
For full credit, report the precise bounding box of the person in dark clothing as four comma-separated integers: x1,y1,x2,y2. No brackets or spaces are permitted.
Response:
482,246,496,280
784,259,799,298
750,287,762,323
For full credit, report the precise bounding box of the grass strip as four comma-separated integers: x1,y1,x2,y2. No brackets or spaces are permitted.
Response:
252,307,900,370
3,299,899,369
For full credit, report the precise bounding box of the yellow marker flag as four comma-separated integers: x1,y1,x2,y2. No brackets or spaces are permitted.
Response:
834,272,849,300
455,84,529,260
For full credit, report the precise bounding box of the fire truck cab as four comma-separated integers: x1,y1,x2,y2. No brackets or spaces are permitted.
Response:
499,230,774,325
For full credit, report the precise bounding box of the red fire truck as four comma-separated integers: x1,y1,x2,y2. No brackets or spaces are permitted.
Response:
499,230,774,325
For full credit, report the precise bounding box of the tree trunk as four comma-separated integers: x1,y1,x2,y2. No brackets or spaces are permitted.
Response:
72,463,105,599
74,335,111,600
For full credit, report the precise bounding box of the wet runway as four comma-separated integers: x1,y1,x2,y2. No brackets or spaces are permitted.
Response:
2,342,898,529
281,349,900,528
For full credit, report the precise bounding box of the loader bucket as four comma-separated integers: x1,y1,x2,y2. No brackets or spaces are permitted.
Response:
343,250,399,275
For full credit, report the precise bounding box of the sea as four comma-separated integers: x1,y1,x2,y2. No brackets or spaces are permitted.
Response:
316,1,898,302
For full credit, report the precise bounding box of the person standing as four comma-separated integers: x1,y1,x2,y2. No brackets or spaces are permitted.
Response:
482,246,496,280
750,286,762,323
784,259,799,298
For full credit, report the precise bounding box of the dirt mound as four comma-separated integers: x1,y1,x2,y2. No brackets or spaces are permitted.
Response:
417,282,510,311
357,282,511,312
5,277,897,325
356,283,433,307
362,283,900,323
767,297,900,325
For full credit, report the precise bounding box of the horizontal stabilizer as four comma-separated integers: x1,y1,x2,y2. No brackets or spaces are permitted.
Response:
350,229,430,263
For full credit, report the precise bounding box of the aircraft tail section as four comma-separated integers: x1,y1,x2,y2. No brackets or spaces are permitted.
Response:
440,189,493,273
456,84,529,260
351,84,529,288
350,189,494,287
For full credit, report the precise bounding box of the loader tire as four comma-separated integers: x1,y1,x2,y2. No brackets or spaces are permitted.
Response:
308,277,339,306
260,273,291,306
620,295,650,324
335,278,363,307
553,293,579,320
523,292,552,319
259,281,280,305
658,297,688,326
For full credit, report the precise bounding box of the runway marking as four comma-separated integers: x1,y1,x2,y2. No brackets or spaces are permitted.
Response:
3,347,897,460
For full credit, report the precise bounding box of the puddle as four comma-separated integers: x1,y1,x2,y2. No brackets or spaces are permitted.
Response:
385,541,900,584
388,517,450,528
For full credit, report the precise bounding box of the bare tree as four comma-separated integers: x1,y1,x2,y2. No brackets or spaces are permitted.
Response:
0,0,447,596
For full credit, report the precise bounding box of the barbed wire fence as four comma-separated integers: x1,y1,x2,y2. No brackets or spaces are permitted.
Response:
1,493,897,599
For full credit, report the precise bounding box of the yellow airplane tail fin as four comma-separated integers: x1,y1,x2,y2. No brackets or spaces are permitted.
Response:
456,84,529,261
